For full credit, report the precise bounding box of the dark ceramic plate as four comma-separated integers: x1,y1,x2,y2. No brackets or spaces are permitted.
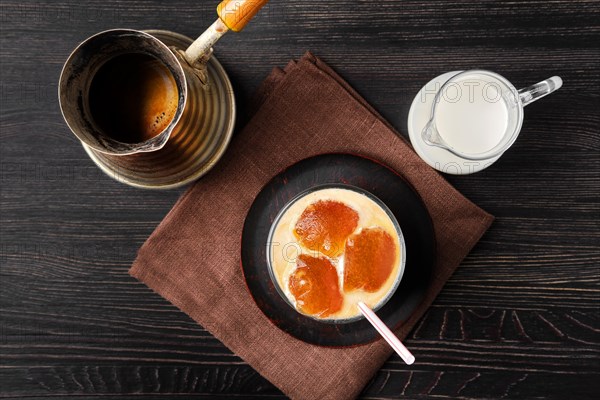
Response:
241,153,435,346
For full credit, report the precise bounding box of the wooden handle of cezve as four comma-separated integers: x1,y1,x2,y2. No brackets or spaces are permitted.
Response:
217,0,269,32
182,0,268,80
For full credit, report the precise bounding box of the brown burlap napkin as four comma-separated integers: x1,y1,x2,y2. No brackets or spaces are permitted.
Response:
130,52,493,400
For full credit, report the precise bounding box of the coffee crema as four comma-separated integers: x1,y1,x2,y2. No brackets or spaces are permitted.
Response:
269,188,403,320
88,53,179,144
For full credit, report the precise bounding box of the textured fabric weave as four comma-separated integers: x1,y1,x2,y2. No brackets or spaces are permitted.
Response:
130,52,493,400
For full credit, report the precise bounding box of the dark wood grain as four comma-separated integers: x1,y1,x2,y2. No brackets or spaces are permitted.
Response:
1,0,599,399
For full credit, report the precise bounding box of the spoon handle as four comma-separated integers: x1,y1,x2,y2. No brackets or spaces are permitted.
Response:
357,302,415,365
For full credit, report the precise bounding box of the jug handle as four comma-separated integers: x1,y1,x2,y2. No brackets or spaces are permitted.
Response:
518,76,563,107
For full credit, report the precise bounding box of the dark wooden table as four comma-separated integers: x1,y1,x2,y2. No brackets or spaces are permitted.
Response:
1,1,598,398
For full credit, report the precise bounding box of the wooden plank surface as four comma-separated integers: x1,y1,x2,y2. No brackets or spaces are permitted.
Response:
1,0,599,398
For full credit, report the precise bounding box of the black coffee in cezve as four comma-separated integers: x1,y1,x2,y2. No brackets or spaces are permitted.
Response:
89,53,179,144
